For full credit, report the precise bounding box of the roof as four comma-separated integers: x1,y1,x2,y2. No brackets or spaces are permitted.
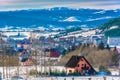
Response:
65,56,84,67
50,51,60,57
65,55,95,70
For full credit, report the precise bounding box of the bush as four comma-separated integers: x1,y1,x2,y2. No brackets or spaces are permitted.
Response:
99,65,111,75
29,69,38,76
68,72,81,76
50,69,66,76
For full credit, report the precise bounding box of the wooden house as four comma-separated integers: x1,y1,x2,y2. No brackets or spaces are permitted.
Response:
65,56,96,75
45,48,60,57
20,58,34,66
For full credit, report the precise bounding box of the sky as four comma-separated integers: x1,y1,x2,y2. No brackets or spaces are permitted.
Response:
0,0,120,11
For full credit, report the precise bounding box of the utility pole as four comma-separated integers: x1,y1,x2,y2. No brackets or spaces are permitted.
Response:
0,32,5,79
6,55,8,79
43,42,46,76
34,31,38,76
48,35,52,76
119,59,120,76
8,54,10,78
39,40,43,76
3,44,7,79
48,51,51,76
31,31,38,76
8,41,12,78
17,54,19,77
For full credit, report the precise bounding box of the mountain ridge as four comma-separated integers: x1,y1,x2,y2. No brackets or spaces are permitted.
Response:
0,7,120,31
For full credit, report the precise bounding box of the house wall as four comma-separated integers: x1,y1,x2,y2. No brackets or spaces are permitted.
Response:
110,47,120,54
66,67,75,74
108,37,120,47
20,58,33,66
76,58,91,73
23,44,30,49
66,58,92,74
17,44,30,49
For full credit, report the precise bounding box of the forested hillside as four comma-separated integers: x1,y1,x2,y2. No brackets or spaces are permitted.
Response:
100,17,120,37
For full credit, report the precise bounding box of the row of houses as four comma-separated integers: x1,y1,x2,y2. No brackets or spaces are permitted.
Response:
1,31,120,76
1,31,120,57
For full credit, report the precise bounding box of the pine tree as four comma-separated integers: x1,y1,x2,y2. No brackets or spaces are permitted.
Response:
98,41,104,50
106,44,110,50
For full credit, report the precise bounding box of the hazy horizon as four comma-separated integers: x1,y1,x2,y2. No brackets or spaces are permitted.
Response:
0,0,120,11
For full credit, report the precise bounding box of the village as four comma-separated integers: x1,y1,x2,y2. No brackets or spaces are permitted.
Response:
0,29,120,80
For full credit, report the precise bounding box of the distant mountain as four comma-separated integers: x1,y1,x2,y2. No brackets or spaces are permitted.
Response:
0,7,120,31
99,17,120,37
60,16,81,22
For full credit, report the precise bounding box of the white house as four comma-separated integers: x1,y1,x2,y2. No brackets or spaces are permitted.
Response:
9,33,29,40
107,37,120,47
107,37,120,54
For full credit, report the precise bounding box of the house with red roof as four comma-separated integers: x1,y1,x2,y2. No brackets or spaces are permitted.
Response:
65,55,96,75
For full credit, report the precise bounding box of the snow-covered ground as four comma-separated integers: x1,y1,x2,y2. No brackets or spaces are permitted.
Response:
1,66,120,80
1,29,96,41
2,76,120,80
29,76,120,80
60,29,96,38
2,31,59,39
109,26,119,30
2,31,31,38
0,66,65,79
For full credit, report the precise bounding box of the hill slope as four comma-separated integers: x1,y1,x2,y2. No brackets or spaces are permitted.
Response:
99,17,120,37
58,45,114,67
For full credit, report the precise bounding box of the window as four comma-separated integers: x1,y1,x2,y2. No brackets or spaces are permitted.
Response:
77,64,79,67
82,64,84,66
69,70,72,73
81,59,83,61
86,66,89,70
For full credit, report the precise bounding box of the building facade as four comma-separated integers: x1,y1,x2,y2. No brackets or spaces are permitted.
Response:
65,56,96,75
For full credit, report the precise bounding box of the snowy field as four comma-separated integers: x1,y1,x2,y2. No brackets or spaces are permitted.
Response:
2,76,120,80
0,66,120,80
24,76,120,80
28,76,120,80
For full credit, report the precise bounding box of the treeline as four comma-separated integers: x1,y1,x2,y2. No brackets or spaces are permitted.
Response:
100,17,120,30
105,28,120,37
66,27,81,33
99,17,120,37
